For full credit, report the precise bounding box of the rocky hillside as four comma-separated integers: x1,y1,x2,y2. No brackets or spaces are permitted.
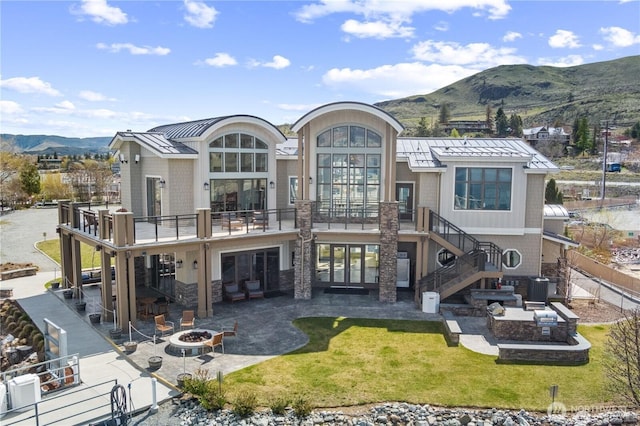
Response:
376,55,640,133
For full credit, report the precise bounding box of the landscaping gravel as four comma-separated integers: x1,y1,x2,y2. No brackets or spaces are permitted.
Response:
129,400,638,426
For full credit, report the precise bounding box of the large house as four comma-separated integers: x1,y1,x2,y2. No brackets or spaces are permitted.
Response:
57,102,568,329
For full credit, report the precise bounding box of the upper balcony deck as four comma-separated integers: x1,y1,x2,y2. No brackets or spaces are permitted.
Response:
58,202,425,247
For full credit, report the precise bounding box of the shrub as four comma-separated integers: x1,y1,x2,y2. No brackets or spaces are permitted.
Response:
269,396,289,415
231,391,257,418
292,395,313,418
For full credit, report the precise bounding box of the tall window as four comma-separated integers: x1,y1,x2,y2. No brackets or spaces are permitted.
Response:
316,126,381,216
209,133,269,212
454,167,512,210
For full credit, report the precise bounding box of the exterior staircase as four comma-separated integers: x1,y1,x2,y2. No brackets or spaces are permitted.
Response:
418,211,503,302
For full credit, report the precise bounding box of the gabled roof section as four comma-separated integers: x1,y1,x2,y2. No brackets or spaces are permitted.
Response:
109,132,198,158
396,138,558,173
291,101,404,134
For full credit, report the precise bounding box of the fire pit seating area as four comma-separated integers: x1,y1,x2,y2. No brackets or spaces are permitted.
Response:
168,329,220,356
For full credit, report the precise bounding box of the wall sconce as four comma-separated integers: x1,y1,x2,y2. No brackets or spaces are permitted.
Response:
192,260,198,270
159,179,166,189
269,181,275,189
309,177,313,184
176,259,183,268
119,154,127,164
204,182,210,191
134,154,140,164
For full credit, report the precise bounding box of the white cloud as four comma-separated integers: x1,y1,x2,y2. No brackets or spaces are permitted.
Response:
0,76,62,96
79,90,113,102
341,19,414,39
71,0,128,25
434,21,449,32
503,31,522,42
55,101,76,110
96,43,170,56
0,100,24,115
548,30,581,48
411,40,526,68
183,0,218,29
599,26,640,47
322,62,478,98
202,53,237,67
294,0,510,39
249,55,291,69
537,55,584,67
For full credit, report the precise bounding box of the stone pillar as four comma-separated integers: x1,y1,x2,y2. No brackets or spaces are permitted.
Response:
379,202,398,303
294,200,313,299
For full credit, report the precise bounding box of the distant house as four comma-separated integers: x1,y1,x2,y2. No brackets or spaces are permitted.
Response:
442,120,492,135
523,126,570,147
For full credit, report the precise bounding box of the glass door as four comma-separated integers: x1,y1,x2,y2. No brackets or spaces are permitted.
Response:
396,183,413,221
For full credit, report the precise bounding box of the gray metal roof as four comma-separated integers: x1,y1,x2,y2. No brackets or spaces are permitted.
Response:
148,117,231,139
396,138,558,172
112,131,198,156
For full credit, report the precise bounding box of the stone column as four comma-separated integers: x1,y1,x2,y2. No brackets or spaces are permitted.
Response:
294,200,313,299
379,202,399,303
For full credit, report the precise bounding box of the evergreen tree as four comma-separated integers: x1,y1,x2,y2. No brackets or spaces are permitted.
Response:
19,162,40,196
416,117,429,136
495,108,509,137
438,104,450,124
545,178,563,204
509,114,523,137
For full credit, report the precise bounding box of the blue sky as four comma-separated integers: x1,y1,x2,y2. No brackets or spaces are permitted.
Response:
1,0,639,138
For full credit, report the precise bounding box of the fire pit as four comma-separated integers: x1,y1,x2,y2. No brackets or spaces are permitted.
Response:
168,329,217,356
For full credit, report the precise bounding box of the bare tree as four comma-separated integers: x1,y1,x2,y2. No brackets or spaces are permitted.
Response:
604,308,640,406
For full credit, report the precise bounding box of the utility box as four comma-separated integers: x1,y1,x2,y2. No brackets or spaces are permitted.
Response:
8,374,40,412
527,277,549,303
422,292,440,313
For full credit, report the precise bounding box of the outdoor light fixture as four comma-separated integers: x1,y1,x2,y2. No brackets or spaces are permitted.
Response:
204,182,210,191
176,259,183,268
269,181,275,189
192,260,198,270
159,179,166,189
134,154,140,164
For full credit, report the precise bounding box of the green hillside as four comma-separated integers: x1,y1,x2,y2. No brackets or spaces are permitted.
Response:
376,56,640,134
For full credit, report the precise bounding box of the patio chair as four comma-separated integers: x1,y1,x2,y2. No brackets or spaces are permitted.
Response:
222,320,238,338
154,314,174,337
180,310,195,330
223,283,246,302
203,332,224,355
252,212,269,229
244,280,264,299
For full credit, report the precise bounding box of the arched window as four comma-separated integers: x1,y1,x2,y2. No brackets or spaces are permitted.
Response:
316,126,382,217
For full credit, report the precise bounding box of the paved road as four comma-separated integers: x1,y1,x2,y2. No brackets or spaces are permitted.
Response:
0,207,61,272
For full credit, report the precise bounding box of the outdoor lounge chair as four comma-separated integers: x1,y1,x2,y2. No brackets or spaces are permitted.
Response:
154,314,174,337
223,283,245,302
203,332,224,355
244,280,264,299
180,310,195,330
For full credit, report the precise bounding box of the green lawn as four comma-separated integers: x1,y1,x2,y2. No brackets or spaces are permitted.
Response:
36,239,105,270
224,318,613,411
